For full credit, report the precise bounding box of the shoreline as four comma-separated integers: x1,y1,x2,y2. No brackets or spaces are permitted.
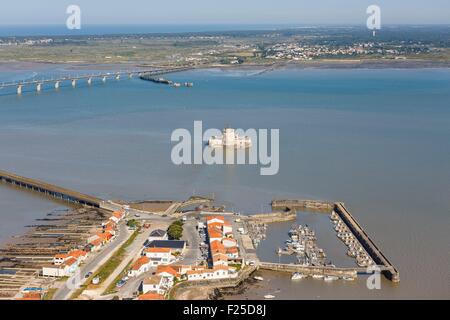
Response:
1,58,450,74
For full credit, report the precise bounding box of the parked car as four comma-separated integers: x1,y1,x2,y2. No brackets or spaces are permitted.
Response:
116,280,126,288
92,276,101,285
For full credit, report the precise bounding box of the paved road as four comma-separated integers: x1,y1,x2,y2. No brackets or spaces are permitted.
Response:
117,270,153,299
53,222,130,300
181,217,202,266
83,226,154,299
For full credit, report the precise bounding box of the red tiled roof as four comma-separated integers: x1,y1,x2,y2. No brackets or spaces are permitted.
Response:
156,265,180,278
206,216,225,222
54,253,69,259
62,257,78,267
145,247,171,253
226,247,238,253
17,292,41,300
131,256,150,270
210,240,225,251
138,293,165,300
90,238,103,246
69,249,87,259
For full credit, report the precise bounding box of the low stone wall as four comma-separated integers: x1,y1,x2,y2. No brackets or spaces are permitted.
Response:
248,210,296,223
271,199,333,212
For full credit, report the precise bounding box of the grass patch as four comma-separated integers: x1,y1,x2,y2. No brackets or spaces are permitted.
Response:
93,228,140,285
102,258,133,295
43,288,57,300
229,263,242,271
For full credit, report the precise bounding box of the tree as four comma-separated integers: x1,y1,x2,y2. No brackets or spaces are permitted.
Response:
167,221,183,240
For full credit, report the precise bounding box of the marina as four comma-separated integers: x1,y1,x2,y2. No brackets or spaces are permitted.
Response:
256,200,400,283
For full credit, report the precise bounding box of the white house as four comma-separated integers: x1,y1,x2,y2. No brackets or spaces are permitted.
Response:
110,210,125,223
141,276,172,295
53,254,70,265
223,222,233,235
206,216,225,225
226,247,239,259
156,265,180,280
212,253,229,267
207,227,223,243
143,248,174,266
128,256,151,277
186,266,231,281
222,238,237,248
42,257,79,277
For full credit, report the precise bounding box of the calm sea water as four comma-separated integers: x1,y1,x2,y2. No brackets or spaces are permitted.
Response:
0,65,449,299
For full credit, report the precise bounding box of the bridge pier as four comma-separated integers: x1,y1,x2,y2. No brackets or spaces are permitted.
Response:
71,79,77,88
54,81,60,89
17,85,22,95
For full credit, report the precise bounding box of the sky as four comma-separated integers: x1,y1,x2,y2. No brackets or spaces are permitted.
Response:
0,0,449,25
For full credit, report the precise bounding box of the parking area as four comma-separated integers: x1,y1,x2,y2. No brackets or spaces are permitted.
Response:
181,215,204,266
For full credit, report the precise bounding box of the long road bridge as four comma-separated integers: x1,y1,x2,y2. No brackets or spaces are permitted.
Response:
0,66,191,94
0,170,102,208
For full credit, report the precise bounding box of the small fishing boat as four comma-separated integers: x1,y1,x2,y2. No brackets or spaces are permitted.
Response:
254,276,264,281
291,272,306,280
324,275,339,281
264,294,275,299
343,276,356,281
312,274,324,279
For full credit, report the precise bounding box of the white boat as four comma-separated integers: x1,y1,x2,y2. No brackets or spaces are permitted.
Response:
343,276,356,281
324,275,339,281
264,294,275,299
312,274,324,279
253,276,264,281
291,272,306,280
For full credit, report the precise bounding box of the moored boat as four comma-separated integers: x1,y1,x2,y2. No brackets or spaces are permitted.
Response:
291,272,306,280
324,275,339,281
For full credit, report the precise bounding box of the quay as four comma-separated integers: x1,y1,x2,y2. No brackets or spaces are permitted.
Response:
0,66,191,95
0,170,101,208
271,199,333,212
334,202,400,282
258,262,360,278
247,210,296,223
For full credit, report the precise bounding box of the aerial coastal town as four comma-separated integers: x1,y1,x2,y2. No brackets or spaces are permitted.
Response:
0,169,400,301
